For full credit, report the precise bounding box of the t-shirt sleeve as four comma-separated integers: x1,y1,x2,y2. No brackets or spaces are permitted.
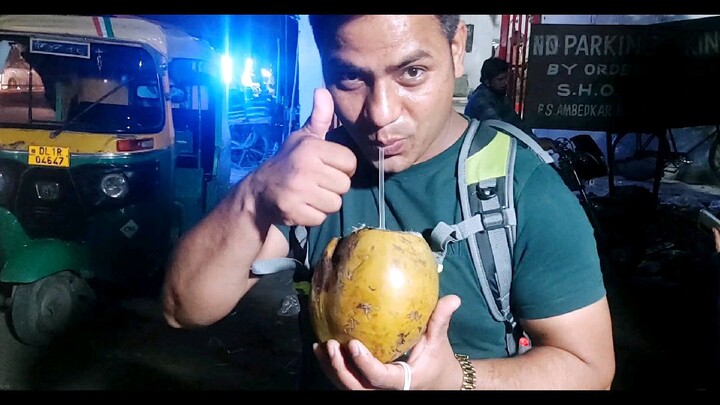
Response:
510,151,607,320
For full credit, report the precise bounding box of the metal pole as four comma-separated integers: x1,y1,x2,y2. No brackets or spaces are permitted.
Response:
499,15,510,59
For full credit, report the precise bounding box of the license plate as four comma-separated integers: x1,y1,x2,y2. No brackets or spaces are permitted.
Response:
28,145,70,168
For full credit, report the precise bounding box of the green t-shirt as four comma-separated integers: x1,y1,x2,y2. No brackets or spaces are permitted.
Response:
279,118,606,389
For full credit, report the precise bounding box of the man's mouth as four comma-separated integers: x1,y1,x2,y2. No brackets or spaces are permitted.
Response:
376,139,404,157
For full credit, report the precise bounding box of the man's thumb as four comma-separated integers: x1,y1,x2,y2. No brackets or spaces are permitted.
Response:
424,295,461,342
303,88,334,139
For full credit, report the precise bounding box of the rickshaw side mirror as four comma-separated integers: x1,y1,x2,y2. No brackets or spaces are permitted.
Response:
137,85,160,99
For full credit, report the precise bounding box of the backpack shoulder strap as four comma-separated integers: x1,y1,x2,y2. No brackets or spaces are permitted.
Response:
431,118,547,356
482,119,555,165
464,119,520,356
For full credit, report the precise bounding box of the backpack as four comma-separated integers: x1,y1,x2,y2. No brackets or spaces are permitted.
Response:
251,118,555,357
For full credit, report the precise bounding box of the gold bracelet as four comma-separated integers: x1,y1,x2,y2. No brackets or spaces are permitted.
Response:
454,354,477,390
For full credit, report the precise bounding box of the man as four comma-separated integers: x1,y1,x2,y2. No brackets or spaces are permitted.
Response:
162,15,615,390
465,57,554,150
465,57,527,130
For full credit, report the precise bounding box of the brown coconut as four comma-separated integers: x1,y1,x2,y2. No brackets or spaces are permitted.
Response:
309,227,440,363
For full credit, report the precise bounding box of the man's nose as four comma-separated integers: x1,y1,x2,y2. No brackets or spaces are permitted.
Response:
363,81,401,131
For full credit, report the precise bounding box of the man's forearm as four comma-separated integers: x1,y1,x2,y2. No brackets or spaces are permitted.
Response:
468,346,613,390
162,175,272,328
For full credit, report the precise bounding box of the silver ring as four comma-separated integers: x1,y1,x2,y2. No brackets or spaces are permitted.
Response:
392,360,412,390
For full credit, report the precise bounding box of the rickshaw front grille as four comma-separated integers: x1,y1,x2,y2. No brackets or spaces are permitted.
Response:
16,167,87,240
4,159,160,240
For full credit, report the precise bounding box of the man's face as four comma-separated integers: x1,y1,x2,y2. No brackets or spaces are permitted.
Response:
320,15,466,173
488,71,509,94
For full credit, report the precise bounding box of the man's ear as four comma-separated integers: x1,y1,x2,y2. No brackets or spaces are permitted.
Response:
450,20,467,79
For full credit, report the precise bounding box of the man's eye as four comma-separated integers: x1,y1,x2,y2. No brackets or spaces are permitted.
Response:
340,72,360,81
403,67,425,81
336,72,363,85
334,72,363,90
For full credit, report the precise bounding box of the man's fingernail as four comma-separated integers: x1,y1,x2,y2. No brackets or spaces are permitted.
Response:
350,343,360,357
327,344,335,358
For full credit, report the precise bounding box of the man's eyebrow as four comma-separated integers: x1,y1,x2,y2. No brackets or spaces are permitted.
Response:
326,58,369,75
326,50,433,75
388,50,432,72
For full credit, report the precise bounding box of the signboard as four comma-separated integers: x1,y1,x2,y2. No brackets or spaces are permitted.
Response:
30,38,90,59
524,16,720,132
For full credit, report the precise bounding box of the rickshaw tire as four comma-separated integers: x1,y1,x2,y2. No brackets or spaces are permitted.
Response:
9,271,96,347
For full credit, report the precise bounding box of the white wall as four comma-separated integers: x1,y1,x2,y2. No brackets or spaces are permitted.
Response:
297,15,324,126
461,15,501,91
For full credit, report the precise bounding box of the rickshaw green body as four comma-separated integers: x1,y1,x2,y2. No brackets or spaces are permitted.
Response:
0,150,175,285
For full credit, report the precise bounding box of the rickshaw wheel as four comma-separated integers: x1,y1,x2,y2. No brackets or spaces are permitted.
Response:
9,271,96,347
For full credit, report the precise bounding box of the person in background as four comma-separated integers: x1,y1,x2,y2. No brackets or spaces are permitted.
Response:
465,56,554,151
161,15,615,390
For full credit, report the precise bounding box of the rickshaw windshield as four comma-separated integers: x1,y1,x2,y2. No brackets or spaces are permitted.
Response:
0,35,164,134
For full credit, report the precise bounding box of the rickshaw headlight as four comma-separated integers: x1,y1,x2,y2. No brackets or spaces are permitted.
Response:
100,173,129,199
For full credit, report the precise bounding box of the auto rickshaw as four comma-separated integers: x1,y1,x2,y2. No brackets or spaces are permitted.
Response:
0,15,232,346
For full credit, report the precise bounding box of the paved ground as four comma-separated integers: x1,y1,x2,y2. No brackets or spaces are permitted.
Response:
588,177,720,390
0,175,719,390
0,271,301,390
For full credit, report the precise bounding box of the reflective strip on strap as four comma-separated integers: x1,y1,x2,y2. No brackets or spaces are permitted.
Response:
465,132,511,184
483,119,554,165
294,281,311,295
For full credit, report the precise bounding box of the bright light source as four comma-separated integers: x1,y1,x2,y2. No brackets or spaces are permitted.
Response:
221,54,233,85
241,57,256,87
260,68,272,79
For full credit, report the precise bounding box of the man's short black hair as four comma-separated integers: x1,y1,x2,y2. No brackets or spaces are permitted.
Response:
480,57,509,83
308,15,460,56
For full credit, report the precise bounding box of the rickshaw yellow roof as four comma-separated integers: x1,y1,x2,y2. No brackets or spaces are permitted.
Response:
0,15,172,57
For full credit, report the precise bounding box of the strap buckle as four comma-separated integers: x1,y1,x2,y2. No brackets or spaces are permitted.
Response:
476,183,497,200
479,207,516,231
